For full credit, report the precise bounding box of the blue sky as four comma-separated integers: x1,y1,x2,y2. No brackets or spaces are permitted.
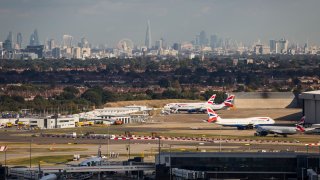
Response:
0,0,319,47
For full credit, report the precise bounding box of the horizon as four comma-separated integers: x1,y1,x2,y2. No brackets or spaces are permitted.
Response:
0,0,320,47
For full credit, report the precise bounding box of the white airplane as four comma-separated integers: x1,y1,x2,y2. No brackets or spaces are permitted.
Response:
164,94,217,112
206,107,275,130
165,94,235,113
255,124,304,137
297,116,320,134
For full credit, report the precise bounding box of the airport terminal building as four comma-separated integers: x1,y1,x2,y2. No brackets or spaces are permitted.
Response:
156,152,320,180
300,90,320,124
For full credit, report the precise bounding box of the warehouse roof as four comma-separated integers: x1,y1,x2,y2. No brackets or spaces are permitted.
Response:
299,90,320,100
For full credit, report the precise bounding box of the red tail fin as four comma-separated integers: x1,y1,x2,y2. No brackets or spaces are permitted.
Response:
296,125,305,132
207,94,216,105
207,107,218,123
298,116,305,125
224,95,235,107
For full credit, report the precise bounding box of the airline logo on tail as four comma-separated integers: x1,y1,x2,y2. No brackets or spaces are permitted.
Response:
207,94,216,105
224,95,235,107
298,116,305,125
207,107,218,123
296,124,305,132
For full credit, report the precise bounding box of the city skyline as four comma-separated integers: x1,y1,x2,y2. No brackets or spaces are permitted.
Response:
0,0,319,46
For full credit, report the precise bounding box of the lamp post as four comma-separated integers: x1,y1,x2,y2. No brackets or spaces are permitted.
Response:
127,138,131,160
169,144,172,180
107,125,110,158
219,126,222,152
4,144,7,166
29,137,32,169
158,137,161,165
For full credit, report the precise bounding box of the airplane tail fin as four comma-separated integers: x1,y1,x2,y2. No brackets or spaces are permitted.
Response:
206,107,219,123
224,95,235,107
207,94,216,105
298,116,305,125
296,124,305,132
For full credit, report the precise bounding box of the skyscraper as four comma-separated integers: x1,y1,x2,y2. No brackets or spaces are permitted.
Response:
33,29,39,45
48,39,55,50
155,39,163,50
269,39,288,54
6,31,13,49
29,29,40,46
62,35,73,48
16,33,22,49
145,20,152,49
210,35,218,49
80,37,89,48
199,30,208,46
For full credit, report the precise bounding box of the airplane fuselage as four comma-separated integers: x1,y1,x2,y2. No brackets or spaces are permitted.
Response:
216,117,275,128
256,126,298,137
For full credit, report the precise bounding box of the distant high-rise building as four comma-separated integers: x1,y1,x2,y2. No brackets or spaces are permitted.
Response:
304,43,309,54
199,30,208,46
29,29,40,46
26,45,44,58
277,38,288,54
48,39,55,50
33,29,39,45
62,35,73,48
52,47,61,58
6,31,13,49
80,37,90,48
73,47,82,59
155,39,163,50
270,38,288,54
16,33,22,49
145,21,152,49
173,43,181,51
269,40,277,53
3,39,12,51
210,35,218,49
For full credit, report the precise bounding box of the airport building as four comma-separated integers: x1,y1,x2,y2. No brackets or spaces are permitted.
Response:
156,152,320,180
299,90,320,124
79,106,152,124
0,116,79,129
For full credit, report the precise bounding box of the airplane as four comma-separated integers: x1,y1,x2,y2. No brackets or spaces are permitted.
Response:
254,124,304,137
206,107,275,130
296,116,320,134
166,94,235,113
164,94,217,113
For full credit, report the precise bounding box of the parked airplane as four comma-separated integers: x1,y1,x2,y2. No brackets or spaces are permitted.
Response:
255,124,304,137
164,94,217,113
206,107,275,130
165,94,235,113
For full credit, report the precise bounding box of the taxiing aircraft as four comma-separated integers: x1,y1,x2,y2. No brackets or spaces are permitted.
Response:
206,107,275,130
255,124,304,137
296,116,320,134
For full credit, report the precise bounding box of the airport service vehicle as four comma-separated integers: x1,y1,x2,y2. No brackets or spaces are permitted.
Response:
165,94,235,113
255,124,304,137
206,107,275,130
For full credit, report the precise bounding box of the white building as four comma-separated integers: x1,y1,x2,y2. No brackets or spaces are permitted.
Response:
78,106,152,124
0,116,79,129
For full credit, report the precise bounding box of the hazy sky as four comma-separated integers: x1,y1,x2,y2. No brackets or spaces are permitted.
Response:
0,0,319,47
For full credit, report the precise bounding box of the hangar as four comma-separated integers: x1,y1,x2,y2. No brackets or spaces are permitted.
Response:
299,90,320,124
